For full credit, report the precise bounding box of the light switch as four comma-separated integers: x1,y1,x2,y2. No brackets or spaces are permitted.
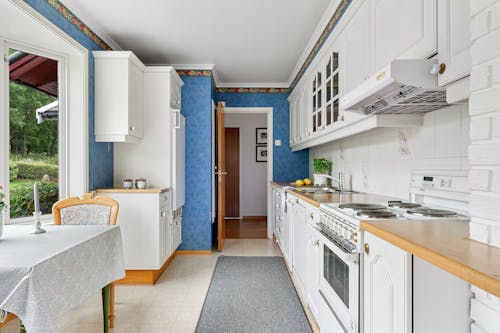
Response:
274,139,281,147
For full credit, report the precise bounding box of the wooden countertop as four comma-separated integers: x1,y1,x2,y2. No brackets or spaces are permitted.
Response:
96,188,169,194
360,219,500,297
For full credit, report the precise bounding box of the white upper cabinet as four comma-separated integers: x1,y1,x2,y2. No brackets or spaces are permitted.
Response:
372,0,437,70
437,0,471,86
300,86,310,141
341,0,373,94
94,51,145,143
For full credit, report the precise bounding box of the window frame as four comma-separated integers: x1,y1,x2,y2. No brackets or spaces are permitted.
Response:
2,42,67,224
0,0,89,224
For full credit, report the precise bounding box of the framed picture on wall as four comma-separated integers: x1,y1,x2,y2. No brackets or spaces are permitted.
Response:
256,128,268,145
256,146,268,162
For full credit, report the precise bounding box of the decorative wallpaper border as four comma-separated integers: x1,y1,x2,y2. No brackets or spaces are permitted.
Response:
176,70,213,77
289,0,351,91
215,87,289,94
46,0,112,50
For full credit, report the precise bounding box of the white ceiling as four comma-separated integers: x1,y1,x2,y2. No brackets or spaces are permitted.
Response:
61,0,331,86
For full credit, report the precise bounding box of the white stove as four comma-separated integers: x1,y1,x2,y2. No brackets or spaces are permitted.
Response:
318,170,470,251
316,170,469,333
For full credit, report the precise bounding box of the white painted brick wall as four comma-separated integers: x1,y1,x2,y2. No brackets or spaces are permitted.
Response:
470,169,490,190
470,117,491,140
491,3,500,29
469,1,500,331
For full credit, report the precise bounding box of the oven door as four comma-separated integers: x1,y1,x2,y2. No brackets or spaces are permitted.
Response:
319,231,359,333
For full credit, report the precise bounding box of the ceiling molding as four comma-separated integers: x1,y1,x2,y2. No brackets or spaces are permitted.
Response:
215,87,289,94
216,82,289,89
46,0,117,50
287,0,351,91
287,0,342,86
170,64,215,70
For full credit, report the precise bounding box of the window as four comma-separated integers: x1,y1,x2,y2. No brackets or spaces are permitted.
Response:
5,48,60,222
1,1,89,225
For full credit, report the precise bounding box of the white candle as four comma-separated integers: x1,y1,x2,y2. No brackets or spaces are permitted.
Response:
34,182,40,214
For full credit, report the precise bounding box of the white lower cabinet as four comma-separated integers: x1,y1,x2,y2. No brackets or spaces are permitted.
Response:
363,232,412,333
283,194,296,267
96,190,180,270
306,222,321,320
292,201,308,291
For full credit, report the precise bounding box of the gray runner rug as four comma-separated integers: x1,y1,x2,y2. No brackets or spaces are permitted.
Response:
196,256,312,333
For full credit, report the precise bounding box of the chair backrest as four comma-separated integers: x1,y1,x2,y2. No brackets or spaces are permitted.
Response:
52,193,119,225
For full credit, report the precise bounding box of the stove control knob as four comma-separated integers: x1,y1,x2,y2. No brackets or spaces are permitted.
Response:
352,232,358,243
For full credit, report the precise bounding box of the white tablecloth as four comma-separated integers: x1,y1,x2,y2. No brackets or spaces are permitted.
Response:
0,225,125,333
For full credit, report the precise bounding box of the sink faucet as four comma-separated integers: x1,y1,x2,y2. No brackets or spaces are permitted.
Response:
324,172,345,192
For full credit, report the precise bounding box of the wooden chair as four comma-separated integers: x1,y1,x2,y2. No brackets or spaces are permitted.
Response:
52,193,119,331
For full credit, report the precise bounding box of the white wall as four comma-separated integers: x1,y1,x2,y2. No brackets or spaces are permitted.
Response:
225,113,267,216
468,0,500,331
310,105,470,199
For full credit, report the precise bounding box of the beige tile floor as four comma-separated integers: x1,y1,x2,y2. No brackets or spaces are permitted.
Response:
1,239,281,333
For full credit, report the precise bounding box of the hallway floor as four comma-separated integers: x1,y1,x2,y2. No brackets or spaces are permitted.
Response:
225,216,267,239
1,239,281,333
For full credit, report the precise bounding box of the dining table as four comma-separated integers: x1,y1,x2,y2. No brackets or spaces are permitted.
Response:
0,224,125,333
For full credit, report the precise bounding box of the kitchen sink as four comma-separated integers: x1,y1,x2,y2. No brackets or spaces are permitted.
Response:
294,187,360,194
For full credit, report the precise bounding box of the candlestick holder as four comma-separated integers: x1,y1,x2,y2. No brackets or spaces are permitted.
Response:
32,212,46,234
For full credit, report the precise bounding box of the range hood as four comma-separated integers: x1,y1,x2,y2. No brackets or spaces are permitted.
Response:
340,59,449,115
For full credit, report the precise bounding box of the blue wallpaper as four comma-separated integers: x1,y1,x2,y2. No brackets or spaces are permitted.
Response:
179,76,213,250
22,0,114,190
215,92,309,181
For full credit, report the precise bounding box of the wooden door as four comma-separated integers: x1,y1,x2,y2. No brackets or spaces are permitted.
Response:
224,128,240,217
216,102,226,251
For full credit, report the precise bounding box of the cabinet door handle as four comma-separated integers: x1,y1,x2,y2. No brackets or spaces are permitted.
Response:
310,213,314,219
160,212,166,217
129,125,135,131
364,243,370,254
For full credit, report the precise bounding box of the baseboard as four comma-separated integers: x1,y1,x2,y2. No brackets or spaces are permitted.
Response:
277,243,320,333
243,215,267,220
115,251,176,285
175,250,212,255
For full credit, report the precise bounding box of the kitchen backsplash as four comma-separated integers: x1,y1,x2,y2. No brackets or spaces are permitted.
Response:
310,104,470,199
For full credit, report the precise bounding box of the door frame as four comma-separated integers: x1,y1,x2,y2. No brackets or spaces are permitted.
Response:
223,107,273,239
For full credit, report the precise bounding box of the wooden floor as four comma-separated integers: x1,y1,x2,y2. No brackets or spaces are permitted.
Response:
225,216,267,239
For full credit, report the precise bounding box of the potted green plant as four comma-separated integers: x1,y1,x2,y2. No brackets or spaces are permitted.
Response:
313,157,332,186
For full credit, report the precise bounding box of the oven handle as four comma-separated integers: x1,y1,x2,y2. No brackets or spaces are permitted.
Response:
318,230,360,264
319,289,349,333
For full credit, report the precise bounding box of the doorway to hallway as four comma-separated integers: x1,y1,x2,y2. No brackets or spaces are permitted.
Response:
223,113,268,239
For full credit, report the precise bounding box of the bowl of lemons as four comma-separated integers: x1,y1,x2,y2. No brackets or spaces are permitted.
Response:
293,178,312,187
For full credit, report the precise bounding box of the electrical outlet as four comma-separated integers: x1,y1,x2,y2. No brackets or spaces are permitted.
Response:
274,139,281,147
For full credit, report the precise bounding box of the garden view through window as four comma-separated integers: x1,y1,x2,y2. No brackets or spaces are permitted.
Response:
8,48,59,219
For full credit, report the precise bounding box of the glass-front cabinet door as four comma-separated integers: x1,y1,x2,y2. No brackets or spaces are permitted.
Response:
325,51,340,129
311,69,323,134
